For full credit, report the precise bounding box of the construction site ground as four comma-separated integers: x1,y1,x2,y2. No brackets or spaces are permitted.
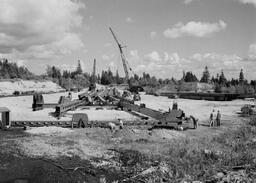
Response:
0,92,255,182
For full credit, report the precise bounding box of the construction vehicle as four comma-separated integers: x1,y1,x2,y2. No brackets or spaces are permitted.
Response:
118,99,187,129
32,93,73,111
109,27,142,100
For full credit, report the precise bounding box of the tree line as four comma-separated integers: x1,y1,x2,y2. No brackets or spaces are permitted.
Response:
0,59,34,79
1,58,256,94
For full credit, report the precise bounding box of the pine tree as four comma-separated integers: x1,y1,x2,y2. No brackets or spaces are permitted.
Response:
76,60,83,74
239,69,244,84
200,66,210,83
219,70,227,85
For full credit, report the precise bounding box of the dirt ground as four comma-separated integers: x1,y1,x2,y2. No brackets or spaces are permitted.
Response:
0,91,135,121
0,93,255,182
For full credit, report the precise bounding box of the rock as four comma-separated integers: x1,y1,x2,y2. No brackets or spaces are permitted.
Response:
251,138,256,143
204,149,211,154
216,172,225,179
192,181,203,183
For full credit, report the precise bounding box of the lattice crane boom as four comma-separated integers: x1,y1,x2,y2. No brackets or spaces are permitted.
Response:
109,27,129,83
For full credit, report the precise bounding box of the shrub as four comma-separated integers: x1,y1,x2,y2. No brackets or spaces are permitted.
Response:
249,115,256,126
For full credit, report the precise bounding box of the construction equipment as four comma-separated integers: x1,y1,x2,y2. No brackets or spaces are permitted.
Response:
55,99,87,117
118,100,186,129
109,27,141,100
32,93,72,111
109,27,130,83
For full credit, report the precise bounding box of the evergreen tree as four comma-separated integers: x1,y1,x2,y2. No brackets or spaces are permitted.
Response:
239,69,244,84
184,71,198,82
76,60,83,74
219,70,227,85
200,66,210,83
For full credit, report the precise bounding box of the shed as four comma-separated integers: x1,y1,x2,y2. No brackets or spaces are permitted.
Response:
0,107,10,129
71,113,89,128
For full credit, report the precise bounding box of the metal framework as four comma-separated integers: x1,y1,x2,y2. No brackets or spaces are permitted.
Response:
109,27,130,83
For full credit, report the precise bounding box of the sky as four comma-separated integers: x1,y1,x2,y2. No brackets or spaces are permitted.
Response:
0,0,255,80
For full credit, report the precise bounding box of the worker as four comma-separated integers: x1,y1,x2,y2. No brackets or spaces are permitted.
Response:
216,110,221,126
68,92,72,100
172,101,178,110
118,118,124,129
190,115,198,129
209,110,214,127
108,122,117,133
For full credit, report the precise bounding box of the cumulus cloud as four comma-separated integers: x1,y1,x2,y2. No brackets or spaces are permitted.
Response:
144,51,161,62
150,31,157,39
125,17,134,23
130,50,139,59
237,0,256,7
163,20,227,38
128,50,256,80
0,0,85,62
184,0,194,4
249,43,256,58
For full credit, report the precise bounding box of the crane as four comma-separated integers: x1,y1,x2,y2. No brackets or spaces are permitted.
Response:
109,27,131,83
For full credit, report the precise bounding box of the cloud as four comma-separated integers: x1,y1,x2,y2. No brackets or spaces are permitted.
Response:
249,43,256,58
125,17,134,23
163,20,227,38
183,0,202,4
0,0,85,62
102,54,115,62
144,51,161,62
104,43,113,47
184,0,256,7
150,31,157,39
184,0,194,4
237,0,256,7
130,50,139,59
128,50,256,80
102,54,111,61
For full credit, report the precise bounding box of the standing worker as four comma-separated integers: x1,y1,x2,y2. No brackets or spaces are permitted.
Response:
172,101,178,110
209,110,214,127
118,118,124,129
216,110,221,126
190,115,198,129
68,92,72,100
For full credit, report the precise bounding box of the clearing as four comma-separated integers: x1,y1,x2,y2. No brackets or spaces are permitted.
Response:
0,93,255,182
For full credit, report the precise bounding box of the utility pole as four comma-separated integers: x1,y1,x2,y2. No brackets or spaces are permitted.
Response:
92,59,96,83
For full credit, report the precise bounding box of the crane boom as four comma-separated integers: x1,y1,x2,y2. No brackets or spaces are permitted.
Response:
109,27,129,83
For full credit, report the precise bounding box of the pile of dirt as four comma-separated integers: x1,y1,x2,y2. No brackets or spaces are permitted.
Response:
156,84,178,94
0,80,65,95
179,82,214,92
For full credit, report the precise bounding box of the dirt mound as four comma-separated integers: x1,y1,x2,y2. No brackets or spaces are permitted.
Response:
156,84,178,94
0,80,65,95
179,82,214,92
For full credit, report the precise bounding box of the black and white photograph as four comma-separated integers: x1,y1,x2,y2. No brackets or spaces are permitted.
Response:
0,0,256,182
